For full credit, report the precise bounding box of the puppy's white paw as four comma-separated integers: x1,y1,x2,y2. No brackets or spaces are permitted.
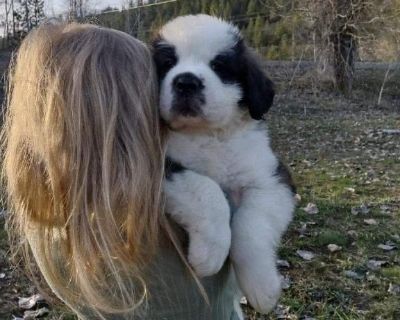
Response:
164,169,231,277
240,267,282,314
188,228,231,277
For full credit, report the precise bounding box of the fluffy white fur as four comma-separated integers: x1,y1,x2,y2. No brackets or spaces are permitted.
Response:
158,15,295,315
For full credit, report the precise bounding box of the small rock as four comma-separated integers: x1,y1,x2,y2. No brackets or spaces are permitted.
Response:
367,260,388,271
302,203,319,215
364,219,378,225
388,283,400,295
327,244,342,252
345,187,355,193
344,270,364,280
23,307,49,319
296,250,316,261
18,294,45,310
0,273,5,279
240,296,247,305
277,259,291,268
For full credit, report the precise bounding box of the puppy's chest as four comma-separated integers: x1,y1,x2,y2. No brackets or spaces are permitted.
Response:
167,131,269,188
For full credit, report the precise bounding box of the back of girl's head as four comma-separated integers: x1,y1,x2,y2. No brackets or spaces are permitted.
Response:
2,23,165,318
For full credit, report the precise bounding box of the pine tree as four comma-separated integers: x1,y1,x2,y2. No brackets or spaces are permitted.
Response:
201,0,209,13
246,0,257,15
222,2,232,19
245,18,255,46
252,16,264,50
209,1,219,16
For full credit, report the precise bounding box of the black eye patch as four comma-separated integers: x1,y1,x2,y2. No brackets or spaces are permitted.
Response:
210,45,242,84
153,43,178,80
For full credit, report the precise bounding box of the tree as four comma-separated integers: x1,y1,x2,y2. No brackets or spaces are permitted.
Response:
310,0,370,96
14,0,45,34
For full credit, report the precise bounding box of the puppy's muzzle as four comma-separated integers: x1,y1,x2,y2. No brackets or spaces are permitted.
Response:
173,72,204,96
172,72,205,117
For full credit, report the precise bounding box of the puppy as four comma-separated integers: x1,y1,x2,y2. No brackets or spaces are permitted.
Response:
154,15,296,314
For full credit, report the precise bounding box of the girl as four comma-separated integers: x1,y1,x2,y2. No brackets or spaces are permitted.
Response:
1,24,239,319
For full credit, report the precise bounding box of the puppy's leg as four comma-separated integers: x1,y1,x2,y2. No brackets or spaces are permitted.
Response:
165,168,231,277
230,182,295,314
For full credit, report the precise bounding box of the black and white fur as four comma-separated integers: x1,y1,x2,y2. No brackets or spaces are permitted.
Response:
154,15,295,315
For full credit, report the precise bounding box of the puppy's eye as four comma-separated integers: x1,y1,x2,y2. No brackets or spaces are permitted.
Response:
153,45,178,79
162,58,176,69
210,57,228,72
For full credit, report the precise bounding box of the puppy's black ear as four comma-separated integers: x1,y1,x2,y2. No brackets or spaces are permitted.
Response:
241,48,275,120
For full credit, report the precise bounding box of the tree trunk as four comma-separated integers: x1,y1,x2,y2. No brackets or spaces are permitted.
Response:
312,0,357,96
331,31,356,97
331,0,356,97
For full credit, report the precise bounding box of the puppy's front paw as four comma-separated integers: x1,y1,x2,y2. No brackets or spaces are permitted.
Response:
237,266,282,314
188,226,231,278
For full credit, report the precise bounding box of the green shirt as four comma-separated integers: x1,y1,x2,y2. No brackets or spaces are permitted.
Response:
136,244,241,320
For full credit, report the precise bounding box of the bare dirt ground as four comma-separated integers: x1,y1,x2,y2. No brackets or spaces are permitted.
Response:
0,58,399,319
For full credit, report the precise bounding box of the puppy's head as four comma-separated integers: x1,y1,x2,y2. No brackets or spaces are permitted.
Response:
153,14,274,131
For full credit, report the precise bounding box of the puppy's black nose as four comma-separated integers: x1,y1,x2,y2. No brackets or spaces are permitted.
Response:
173,73,204,95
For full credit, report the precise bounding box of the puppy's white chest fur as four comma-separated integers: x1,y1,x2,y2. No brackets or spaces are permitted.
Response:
167,122,278,190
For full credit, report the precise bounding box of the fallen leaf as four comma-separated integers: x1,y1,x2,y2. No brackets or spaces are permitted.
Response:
382,129,400,135
302,203,319,215
296,250,316,261
277,259,291,268
344,270,364,280
327,244,342,252
367,260,388,271
351,204,370,215
23,307,49,320
347,230,358,237
388,283,400,295
380,205,391,214
18,294,45,310
281,275,291,290
378,242,397,251
274,304,291,319
364,219,378,225
392,234,400,241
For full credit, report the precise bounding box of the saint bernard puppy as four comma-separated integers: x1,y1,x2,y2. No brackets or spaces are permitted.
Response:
153,14,296,314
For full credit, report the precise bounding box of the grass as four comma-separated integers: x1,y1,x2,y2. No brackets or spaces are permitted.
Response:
255,71,400,319
1,62,399,319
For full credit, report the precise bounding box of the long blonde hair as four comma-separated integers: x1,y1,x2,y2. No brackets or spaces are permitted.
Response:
1,23,168,318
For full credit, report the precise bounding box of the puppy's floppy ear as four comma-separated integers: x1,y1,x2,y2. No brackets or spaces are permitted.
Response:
241,47,275,120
